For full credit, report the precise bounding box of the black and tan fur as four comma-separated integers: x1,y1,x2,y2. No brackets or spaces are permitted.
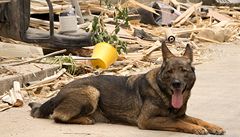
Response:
29,42,225,135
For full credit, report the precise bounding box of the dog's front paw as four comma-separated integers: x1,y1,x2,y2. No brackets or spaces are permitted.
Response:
191,126,208,135
205,125,225,135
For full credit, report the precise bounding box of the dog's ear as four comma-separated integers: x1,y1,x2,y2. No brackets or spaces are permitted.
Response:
162,41,174,61
183,44,193,62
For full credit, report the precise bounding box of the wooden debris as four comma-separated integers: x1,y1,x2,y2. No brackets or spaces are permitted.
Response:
0,93,7,100
74,72,95,79
175,28,211,36
8,49,66,66
2,95,13,104
0,103,12,112
31,0,70,14
0,103,10,109
219,10,240,17
123,0,159,16
117,64,134,74
143,40,162,57
207,9,233,22
30,17,60,29
193,35,221,44
80,3,114,15
170,0,181,8
28,68,67,87
173,2,202,26
25,82,56,90
12,81,24,107
1,81,23,107
0,0,10,4
51,80,70,90
44,89,60,98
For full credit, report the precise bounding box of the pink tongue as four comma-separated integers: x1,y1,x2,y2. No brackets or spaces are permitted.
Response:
171,91,183,109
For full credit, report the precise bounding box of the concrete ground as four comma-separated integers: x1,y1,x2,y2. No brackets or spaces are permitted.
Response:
1,42,240,137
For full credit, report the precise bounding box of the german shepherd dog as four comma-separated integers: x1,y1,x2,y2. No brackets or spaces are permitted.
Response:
29,42,225,135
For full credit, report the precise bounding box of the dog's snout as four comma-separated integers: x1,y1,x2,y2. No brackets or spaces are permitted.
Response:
172,80,181,88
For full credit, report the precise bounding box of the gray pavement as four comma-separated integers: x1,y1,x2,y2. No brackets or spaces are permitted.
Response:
1,43,240,137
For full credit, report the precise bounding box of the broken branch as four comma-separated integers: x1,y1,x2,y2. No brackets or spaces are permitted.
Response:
9,49,67,66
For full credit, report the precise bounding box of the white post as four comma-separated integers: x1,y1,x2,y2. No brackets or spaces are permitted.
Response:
70,0,84,24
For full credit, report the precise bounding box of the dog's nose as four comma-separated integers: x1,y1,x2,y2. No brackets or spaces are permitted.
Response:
172,80,181,88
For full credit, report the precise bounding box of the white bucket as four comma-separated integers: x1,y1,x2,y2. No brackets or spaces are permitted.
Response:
59,15,78,33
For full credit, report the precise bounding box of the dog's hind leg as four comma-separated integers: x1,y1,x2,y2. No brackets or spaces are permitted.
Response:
66,116,96,124
62,109,110,124
29,96,62,118
52,86,100,124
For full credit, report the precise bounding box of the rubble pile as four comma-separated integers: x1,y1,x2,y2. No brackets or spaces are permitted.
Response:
0,0,240,111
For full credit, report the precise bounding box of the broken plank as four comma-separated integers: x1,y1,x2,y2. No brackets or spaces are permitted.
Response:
30,18,60,29
194,35,222,44
143,41,162,56
80,3,114,15
175,28,211,35
219,10,240,16
207,9,233,22
173,2,202,26
123,0,159,16
0,0,10,4
31,4,70,14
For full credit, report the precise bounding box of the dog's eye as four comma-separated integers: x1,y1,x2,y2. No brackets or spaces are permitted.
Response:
167,69,173,74
180,67,188,72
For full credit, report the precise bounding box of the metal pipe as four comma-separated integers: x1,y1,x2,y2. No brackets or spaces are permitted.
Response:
46,0,54,37
71,0,84,24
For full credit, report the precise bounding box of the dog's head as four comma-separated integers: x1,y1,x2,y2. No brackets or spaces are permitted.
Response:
158,42,196,109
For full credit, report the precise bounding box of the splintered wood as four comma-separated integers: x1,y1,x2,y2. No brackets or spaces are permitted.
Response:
173,2,202,26
31,0,69,14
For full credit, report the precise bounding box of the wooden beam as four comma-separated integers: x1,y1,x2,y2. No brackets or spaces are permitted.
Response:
0,0,11,4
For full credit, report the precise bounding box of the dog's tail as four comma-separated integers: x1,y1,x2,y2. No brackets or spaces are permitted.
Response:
28,97,61,118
